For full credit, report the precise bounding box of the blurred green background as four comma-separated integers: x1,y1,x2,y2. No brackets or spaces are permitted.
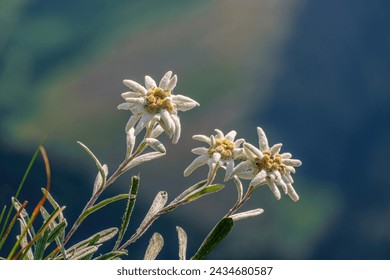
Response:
1,0,389,259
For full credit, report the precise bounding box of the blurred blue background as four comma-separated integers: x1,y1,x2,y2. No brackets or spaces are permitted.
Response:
1,0,390,259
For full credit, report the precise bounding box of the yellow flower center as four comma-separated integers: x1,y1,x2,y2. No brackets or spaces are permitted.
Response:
254,150,286,174
145,87,174,114
208,138,235,159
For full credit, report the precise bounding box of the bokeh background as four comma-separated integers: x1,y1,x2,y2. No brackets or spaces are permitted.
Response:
1,0,390,259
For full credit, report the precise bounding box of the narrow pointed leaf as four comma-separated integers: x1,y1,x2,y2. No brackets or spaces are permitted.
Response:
171,180,207,204
114,175,139,250
77,194,127,225
191,218,234,260
77,141,106,189
12,198,34,239
66,228,118,254
40,189,65,222
176,226,187,260
13,206,65,260
17,220,33,260
123,152,165,171
0,200,29,250
34,229,50,260
93,164,108,195
182,184,224,204
47,221,67,244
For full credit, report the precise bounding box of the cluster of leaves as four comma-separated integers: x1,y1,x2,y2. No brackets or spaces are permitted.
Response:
0,143,229,260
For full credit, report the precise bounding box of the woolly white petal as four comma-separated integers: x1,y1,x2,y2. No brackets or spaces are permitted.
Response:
244,142,263,159
225,130,237,141
281,152,292,159
282,159,302,167
192,135,211,144
250,170,267,187
171,114,181,144
145,75,157,90
150,125,164,139
257,127,269,151
233,160,254,176
160,109,175,136
191,147,209,155
126,128,136,159
234,138,245,147
117,103,132,110
224,159,235,181
183,155,209,176
145,138,166,153
210,152,221,164
125,97,145,105
236,170,257,180
270,143,283,156
287,183,299,202
125,115,141,132
121,91,141,98
172,95,199,111
166,74,177,91
273,170,287,194
123,79,147,94
134,114,153,135
214,129,224,139
266,177,281,200
159,71,173,90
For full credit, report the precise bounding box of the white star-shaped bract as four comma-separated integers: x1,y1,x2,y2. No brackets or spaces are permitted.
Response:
233,127,302,201
118,71,199,144
184,129,245,182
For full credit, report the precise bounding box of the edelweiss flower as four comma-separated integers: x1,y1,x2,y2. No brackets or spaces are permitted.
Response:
184,129,244,182
117,71,199,144
233,127,302,201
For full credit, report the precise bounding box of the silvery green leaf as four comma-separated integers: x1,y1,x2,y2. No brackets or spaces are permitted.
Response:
170,180,207,205
180,184,224,204
17,220,33,260
77,141,106,189
126,128,136,159
77,194,127,225
123,152,165,171
229,209,264,222
143,232,164,260
176,226,187,260
144,138,166,153
12,197,34,240
93,164,108,195
136,191,168,236
34,228,49,260
114,176,139,250
39,205,51,222
191,218,234,260
66,227,118,254
47,220,67,244
40,189,65,222
69,245,99,260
